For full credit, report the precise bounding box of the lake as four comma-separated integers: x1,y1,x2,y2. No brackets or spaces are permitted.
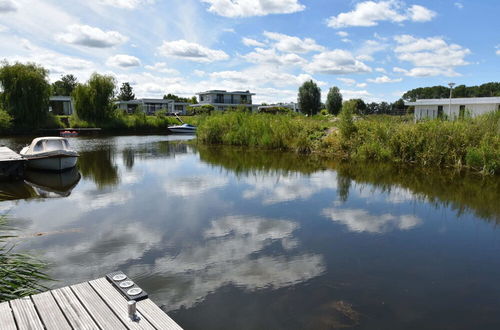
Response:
1,135,499,329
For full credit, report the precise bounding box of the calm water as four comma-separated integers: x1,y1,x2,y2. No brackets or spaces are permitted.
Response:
1,135,500,329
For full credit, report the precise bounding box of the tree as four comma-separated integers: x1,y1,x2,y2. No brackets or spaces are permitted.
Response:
187,104,214,115
52,74,78,96
343,99,366,115
298,80,321,116
73,73,116,122
0,61,50,129
188,96,198,104
117,82,135,101
325,86,342,115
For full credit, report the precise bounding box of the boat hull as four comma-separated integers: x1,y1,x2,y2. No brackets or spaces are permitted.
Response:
26,156,78,171
168,128,196,134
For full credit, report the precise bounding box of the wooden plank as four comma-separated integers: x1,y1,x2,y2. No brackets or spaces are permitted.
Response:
51,286,99,330
0,301,17,330
137,299,183,330
10,296,44,330
71,282,127,330
89,278,155,330
31,291,71,330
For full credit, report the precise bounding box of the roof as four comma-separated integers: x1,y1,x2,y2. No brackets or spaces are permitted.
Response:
50,96,72,101
197,90,255,95
405,96,500,106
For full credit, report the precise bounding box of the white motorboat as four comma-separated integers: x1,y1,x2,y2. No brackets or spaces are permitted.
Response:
168,123,197,134
20,137,79,171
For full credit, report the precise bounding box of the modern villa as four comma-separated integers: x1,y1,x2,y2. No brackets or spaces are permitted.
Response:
405,96,500,120
114,98,189,115
49,96,74,115
191,90,258,111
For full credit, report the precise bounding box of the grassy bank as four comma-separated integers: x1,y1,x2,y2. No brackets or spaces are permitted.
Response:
196,111,500,175
68,112,180,132
0,216,49,302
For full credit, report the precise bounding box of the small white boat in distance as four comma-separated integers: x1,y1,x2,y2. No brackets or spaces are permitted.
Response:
168,123,197,134
20,137,79,171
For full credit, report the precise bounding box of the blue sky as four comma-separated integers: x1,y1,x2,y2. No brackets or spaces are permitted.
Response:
0,0,499,103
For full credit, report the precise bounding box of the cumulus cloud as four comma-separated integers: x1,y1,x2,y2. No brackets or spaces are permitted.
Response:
454,2,463,9
337,77,356,86
241,47,306,66
97,0,155,9
367,75,402,83
327,0,436,28
304,50,372,75
144,62,180,75
263,31,324,53
322,207,422,233
341,89,370,99
201,0,305,17
393,34,470,76
0,0,16,12
57,24,128,48
106,54,141,68
337,31,349,37
158,40,229,62
242,37,265,47
210,67,319,88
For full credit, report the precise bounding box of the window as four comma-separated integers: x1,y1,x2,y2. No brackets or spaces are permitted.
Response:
437,105,443,117
200,95,204,102
459,105,465,119
216,94,224,103
45,140,64,151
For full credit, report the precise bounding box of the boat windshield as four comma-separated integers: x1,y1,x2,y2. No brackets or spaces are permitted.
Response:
43,139,68,152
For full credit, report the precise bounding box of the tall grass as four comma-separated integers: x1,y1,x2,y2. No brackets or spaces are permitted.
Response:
196,112,330,153
0,216,50,302
322,110,500,174
69,111,179,131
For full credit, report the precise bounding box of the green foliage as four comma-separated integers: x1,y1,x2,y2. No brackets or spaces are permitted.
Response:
117,82,135,101
163,93,197,103
41,112,65,129
72,73,116,123
298,80,321,116
402,82,500,101
343,99,367,115
197,112,329,153
0,216,50,302
258,106,291,115
338,101,356,139
326,86,342,115
51,74,77,96
187,104,214,115
0,107,13,131
0,61,50,129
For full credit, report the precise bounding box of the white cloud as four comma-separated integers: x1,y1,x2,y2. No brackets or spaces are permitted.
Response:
327,1,436,28
201,0,305,17
0,24,9,32
106,54,141,68
242,37,265,47
322,207,422,233
496,45,500,56
337,77,356,86
393,66,460,77
263,31,324,53
336,31,349,37
454,2,463,9
0,0,16,12
393,35,470,76
497,50,500,56
407,4,436,22
367,75,402,83
164,175,229,197
96,0,155,9
341,89,370,99
193,69,206,77
144,62,180,75
375,67,386,73
356,83,367,88
305,50,372,75
210,67,319,88
222,27,235,33
158,40,229,62
242,47,306,66
57,24,128,48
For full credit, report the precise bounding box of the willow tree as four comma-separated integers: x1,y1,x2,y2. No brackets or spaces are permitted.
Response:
298,80,321,116
73,73,116,123
0,62,50,129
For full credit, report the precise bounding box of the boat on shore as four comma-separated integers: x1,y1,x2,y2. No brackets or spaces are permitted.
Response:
168,123,197,134
20,137,79,171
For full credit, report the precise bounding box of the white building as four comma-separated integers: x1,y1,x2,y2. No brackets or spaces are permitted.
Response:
405,97,500,120
114,98,189,115
49,96,74,115
257,102,301,113
192,90,258,111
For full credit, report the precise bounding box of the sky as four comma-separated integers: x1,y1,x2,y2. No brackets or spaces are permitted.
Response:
0,0,499,103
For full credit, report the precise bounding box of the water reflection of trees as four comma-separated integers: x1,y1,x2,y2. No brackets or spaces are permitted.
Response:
198,145,500,222
122,142,190,171
78,147,119,188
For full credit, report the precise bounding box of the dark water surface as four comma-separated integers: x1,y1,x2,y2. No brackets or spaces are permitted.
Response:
1,135,500,329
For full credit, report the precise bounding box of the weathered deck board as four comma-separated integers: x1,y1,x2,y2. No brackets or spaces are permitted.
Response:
137,298,184,330
2,276,183,330
89,278,155,330
71,282,128,330
51,286,99,330
10,296,44,330
0,301,17,330
31,291,71,330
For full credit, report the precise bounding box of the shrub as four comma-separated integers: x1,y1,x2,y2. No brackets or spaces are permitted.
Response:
0,108,13,131
258,106,291,115
187,104,214,115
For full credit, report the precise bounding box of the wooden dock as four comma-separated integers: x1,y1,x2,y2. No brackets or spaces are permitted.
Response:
0,276,183,329
0,146,25,180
